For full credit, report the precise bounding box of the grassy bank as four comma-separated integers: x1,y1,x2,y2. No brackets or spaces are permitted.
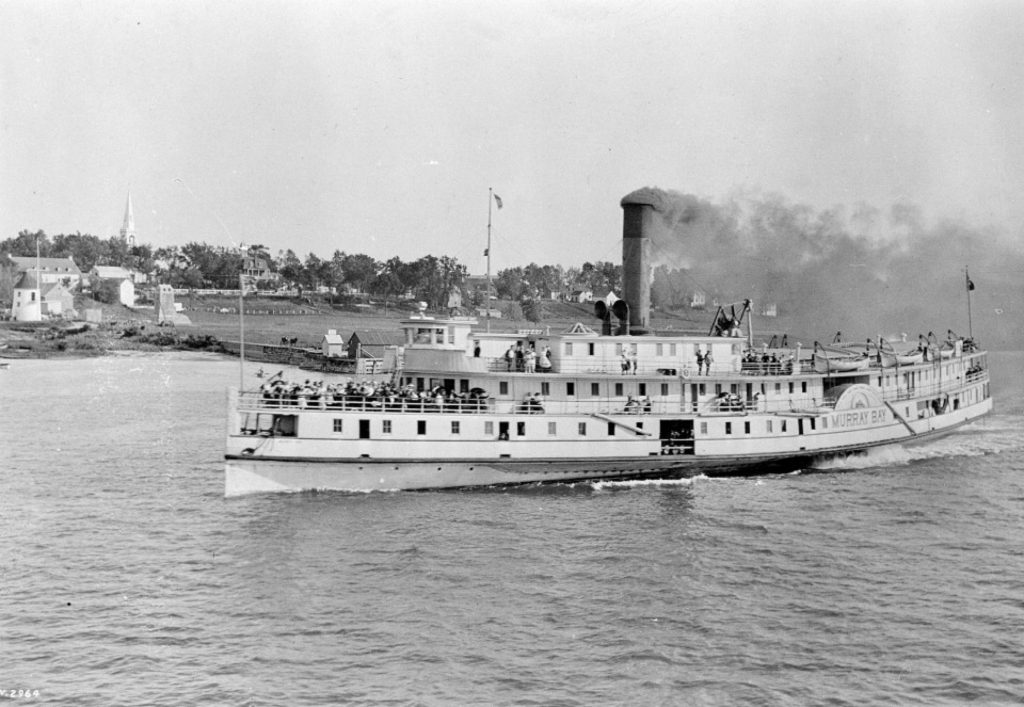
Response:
1,293,752,359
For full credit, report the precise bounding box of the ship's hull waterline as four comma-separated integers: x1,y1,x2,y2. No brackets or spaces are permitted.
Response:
224,400,990,495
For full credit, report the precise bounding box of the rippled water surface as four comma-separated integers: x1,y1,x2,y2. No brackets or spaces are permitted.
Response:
2,352,1023,706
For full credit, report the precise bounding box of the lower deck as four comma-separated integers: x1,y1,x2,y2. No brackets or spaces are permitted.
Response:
226,380,992,474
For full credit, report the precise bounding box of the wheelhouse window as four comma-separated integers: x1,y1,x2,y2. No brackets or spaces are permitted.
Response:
578,422,587,435
565,342,573,356
383,420,392,434
567,382,575,396
333,419,343,432
548,421,557,436
588,343,595,356
417,420,426,435
499,381,509,395
451,421,460,434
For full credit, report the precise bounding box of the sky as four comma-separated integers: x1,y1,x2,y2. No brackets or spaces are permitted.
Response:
2,0,1023,273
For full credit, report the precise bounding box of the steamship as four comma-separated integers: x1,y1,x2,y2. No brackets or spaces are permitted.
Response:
223,192,993,495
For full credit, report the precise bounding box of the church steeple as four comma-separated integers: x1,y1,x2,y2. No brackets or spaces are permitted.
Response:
120,191,136,247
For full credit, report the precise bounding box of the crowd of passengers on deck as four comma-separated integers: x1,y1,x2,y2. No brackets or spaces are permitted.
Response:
740,351,795,375
257,377,490,411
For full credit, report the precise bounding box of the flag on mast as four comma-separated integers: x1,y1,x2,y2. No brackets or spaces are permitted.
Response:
493,193,503,209
966,273,975,291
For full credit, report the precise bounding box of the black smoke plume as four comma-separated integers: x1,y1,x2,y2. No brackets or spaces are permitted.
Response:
626,187,1023,349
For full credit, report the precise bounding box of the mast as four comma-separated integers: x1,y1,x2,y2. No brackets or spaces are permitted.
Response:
965,266,974,339
239,272,245,390
35,234,41,318
486,187,493,332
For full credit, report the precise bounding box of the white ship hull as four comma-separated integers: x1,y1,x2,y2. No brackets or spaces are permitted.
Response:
225,392,992,495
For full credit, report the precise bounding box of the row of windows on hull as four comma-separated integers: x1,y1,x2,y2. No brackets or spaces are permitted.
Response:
405,377,811,398
330,418,793,438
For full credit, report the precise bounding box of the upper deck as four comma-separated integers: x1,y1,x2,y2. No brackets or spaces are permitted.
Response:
399,314,770,378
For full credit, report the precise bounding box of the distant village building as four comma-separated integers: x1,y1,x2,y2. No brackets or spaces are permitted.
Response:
8,256,83,289
156,284,191,325
346,330,404,360
90,265,136,307
463,275,496,303
41,282,75,318
571,290,593,303
321,329,346,357
760,302,778,317
689,290,707,309
475,307,502,319
11,270,42,321
241,256,273,280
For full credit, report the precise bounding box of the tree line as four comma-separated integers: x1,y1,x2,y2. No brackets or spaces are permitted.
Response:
1,229,626,312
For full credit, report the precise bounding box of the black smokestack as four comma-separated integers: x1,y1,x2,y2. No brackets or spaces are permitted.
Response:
621,189,662,331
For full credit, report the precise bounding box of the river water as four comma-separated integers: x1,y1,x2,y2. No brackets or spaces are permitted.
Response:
2,352,1022,706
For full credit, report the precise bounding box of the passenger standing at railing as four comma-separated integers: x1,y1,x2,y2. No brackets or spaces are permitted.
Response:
525,346,536,373
538,347,552,373
696,350,705,375
505,345,515,371
703,351,713,375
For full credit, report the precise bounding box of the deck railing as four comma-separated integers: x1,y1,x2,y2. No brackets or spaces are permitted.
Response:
235,369,988,418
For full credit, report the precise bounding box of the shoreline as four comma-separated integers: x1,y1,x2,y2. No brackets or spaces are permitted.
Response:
0,320,225,360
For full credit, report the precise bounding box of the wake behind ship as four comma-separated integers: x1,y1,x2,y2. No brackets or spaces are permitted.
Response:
224,190,993,494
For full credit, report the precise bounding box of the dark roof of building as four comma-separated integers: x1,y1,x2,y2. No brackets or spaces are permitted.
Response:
242,257,271,271
13,270,40,289
9,255,82,275
348,330,404,346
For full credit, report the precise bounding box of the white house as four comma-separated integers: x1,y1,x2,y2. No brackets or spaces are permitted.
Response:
41,282,75,318
321,329,346,357
11,270,42,321
9,255,82,288
91,265,136,307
